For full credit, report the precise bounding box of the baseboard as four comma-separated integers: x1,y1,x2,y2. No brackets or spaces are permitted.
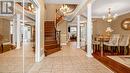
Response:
40,48,45,62
40,54,45,61
16,47,21,49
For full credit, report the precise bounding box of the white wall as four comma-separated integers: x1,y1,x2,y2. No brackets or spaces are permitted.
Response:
57,20,68,45
45,4,60,21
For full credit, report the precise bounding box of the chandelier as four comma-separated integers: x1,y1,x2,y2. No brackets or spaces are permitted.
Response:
106,27,113,32
102,8,118,23
27,3,35,12
59,4,77,15
59,4,70,14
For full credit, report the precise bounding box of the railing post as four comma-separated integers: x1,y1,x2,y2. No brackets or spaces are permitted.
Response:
59,31,61,48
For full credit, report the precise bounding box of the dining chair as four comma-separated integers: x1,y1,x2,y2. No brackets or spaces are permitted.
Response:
103,34,120,55
118,34,130,55
93,36,100,53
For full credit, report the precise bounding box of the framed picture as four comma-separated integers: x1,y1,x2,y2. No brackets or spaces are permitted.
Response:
121,18,130,30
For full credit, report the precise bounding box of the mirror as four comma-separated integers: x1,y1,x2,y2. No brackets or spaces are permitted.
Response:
121,18,130,30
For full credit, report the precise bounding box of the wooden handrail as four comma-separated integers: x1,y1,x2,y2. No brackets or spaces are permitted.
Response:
56,16,63,24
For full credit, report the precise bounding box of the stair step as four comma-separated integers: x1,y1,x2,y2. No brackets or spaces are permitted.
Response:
44,48,61,56
45,36,55,39
45,27,55,29
45,40,57,45
45,28,55,31
45,34,55,36
45,25,55,27
45,21,54,24
45,30,55,33
45,44,59,50
45,33,55,35
45,31,55,33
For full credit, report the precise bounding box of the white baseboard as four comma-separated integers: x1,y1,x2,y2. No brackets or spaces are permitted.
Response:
40,54,45,62
40,48,45,62
16,47,21,49
86,54,93,57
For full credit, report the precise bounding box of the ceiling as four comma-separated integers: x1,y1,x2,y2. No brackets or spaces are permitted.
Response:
15,0,30,2
45,0,130,18
87,0,130,17
45,0,83,4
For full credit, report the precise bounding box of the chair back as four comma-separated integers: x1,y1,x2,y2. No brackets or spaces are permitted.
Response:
119,35,130,46
0,34,3,44
109,34,120,45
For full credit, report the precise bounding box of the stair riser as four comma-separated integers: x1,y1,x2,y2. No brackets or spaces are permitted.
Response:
45,32,55,35
45,27,55,30
45,48,61,56
45,38,55,41
45,35,55,37
45,45,58,50
45,41,57,45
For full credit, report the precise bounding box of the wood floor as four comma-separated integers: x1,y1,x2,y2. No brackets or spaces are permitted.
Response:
93,52,130,73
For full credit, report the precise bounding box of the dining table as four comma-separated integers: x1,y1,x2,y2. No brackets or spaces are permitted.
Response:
97,35,110,56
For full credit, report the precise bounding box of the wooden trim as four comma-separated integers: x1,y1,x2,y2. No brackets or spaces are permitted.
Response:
93,54,130,73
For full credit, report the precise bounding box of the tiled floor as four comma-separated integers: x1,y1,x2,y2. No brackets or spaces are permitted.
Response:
29,42,114,73
0,42,35,73
0,42,114,73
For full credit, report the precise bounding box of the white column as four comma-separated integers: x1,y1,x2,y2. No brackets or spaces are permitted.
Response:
86,3,93,57
10,20,15,45
16,14,21,49
77,15,80,48
35,8,43,62
12,17,17,45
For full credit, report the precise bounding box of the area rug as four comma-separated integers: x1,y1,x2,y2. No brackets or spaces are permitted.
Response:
108,55,130,68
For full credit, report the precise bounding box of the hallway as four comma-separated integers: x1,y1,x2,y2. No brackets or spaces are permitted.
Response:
29,42,113,73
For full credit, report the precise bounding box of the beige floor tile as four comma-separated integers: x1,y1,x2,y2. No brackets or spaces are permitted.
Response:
0,42,113,73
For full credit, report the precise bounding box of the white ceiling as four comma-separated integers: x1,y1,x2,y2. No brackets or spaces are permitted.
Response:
15,0,30,2
45,0,83,4
92,0,130,17
45,0,130,20
45,0,130,26
46,0,130,17
66,0,130,26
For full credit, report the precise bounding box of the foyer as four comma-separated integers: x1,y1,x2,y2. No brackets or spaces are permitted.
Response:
28,42,113,73
0,0,130,73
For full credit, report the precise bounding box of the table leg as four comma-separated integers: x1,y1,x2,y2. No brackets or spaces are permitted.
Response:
101,43,103,56
1,44,3,53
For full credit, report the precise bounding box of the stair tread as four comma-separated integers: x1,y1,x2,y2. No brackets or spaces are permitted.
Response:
45,44,58,46
44,48,61,56
45,40,57,43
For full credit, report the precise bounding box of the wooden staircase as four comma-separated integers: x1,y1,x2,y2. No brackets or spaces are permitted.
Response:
44,21,61,56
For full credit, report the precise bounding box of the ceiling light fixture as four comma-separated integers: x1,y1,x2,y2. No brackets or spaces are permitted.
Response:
59,4,70,15
103,8,118,23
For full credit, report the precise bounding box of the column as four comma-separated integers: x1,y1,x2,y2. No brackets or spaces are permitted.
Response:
86,3,93,57
77,15,80,48
12,17,17,45
16,14,21,49
10,21,13,44
35,8,42,62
